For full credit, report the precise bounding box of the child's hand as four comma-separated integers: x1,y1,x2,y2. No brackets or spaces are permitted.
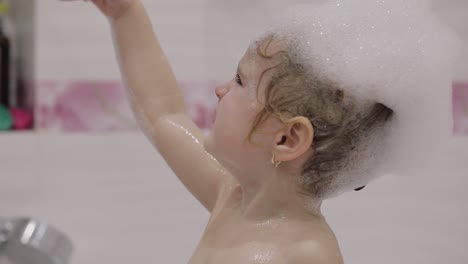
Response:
91,0,135,19
61,0,135,19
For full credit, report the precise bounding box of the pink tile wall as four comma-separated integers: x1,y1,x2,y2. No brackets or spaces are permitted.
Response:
35,80,218,132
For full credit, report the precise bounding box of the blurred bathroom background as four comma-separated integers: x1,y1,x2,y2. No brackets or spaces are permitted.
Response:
0,0,467,263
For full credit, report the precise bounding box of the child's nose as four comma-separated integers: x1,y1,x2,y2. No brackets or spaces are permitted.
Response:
215,85,229,101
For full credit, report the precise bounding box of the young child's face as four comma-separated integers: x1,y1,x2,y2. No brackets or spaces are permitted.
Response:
204,40,285,180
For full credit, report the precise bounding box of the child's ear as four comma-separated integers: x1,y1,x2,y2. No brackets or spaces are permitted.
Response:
272,116,314,162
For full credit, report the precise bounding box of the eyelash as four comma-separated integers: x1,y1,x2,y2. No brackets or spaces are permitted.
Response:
235,74,243,86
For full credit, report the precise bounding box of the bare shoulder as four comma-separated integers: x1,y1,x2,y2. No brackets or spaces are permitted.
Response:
283,224,344,264
284,239,344,264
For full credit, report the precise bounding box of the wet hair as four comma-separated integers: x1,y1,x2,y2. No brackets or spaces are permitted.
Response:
247,34,394,198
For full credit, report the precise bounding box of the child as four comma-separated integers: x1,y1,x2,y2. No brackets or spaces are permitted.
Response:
72,0,394,263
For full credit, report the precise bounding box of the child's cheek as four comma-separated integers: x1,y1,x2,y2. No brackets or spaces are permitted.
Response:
246,84,259,110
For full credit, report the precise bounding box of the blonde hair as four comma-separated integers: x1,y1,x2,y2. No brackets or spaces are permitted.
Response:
247,34,394,197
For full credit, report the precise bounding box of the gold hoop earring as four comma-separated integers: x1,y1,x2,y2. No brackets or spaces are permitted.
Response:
271,154,282,168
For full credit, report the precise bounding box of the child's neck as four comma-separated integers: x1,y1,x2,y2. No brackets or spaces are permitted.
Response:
235,171,323,223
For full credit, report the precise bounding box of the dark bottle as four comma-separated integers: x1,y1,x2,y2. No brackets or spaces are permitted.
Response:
0,18,10,107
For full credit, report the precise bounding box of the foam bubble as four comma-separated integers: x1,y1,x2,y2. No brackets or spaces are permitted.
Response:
269,0,462,197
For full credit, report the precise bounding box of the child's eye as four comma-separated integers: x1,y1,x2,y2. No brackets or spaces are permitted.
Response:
235,74,243,86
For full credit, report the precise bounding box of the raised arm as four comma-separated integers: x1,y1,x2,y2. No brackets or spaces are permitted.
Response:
89,0,229,211
109,0,184,119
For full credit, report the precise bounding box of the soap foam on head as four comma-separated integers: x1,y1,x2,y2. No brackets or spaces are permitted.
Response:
265,0,461,197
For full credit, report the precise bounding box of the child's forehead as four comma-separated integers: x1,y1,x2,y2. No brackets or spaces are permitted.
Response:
238,52,267,77
239,49,259,68
239,45,283,75
243,36,288,62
